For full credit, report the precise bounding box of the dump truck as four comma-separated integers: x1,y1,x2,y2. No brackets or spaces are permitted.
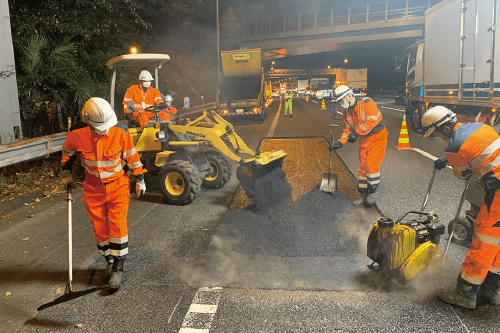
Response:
397,0,500,132
217,48,267,122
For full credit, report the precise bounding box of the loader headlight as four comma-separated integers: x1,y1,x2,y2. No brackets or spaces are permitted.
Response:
156,130,166,140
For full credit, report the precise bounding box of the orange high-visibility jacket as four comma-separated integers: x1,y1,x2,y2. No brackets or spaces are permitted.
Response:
123,85,163,115
61,123,146,183
339,97,385,144
445,122,500,190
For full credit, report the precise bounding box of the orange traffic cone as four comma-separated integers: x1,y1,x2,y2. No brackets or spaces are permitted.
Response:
306,95,309,101
395,114,413,150
321,99,326,110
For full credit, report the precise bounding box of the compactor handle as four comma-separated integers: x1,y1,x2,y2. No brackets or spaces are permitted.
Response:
329,124,338,144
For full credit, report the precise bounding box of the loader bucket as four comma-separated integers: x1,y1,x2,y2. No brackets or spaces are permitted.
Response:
236,150,291,212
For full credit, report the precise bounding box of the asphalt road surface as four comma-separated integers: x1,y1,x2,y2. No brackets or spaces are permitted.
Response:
2,94,498,333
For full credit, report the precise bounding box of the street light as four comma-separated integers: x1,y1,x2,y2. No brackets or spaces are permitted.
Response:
344,59,348,63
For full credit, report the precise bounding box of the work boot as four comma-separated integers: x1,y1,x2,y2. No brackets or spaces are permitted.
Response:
478,272,500,305
352,193,367,206
102,255,114,283
365,192,377,205
109,258,125,290
289,114,294,118
438,277,479,309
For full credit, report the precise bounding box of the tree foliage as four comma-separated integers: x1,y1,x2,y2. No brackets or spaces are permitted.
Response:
8,0,206,138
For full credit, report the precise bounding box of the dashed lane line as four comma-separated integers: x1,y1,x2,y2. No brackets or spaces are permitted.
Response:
178,287,222,333
379,105,404,112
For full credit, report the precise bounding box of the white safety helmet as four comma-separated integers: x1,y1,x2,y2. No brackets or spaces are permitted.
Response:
333,85,353,102
421,106,456,138
81,97,117,131
165,95,173,106
138,70,154,81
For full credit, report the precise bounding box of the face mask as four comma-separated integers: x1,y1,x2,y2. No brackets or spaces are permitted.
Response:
142,81,151,88
94,128,108,136
340,101,350,109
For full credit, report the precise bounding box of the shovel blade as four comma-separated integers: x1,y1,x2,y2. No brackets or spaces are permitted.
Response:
320,173,337,193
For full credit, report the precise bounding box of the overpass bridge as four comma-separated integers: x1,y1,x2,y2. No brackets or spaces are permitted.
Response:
221,0,439,60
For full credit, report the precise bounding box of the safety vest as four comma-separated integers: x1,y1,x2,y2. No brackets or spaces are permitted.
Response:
61,123,146,184
123,85,163,114
339,97,385,144
445,122,500,190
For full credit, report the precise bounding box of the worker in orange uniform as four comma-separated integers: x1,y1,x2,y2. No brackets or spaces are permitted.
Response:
328,85,388,205
421,106,500,309
122,70,174,127
61,97,147,290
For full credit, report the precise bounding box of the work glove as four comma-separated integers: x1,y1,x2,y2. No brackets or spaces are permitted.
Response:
347,132,359,143
60,170,75,190
434,156,448,170
328,141,343,151
135,179,146,197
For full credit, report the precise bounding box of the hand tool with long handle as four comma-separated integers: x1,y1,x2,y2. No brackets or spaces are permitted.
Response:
67,184,73,293
320,124,339,193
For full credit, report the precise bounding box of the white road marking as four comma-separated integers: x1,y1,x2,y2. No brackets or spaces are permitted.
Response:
178,287,222,333
379,105,404,112
412,148,452,169
267,96,282,138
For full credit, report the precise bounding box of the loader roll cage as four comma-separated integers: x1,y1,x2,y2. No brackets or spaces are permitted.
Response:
106,54,171,110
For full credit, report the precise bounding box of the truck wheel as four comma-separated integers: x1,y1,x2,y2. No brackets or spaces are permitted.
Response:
410,105,422,132
158,160,201,205
202,150,232,189
257,108,267,122
448,217,474,247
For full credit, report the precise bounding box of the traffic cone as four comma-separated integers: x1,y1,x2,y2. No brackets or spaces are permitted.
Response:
321,99,326,110
395,114,413,150
306,95,309,101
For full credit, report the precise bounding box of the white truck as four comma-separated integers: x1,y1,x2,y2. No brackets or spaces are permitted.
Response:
335,68,367,96
399,0,500,132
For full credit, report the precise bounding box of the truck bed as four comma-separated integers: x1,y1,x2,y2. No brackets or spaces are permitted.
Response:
219,75,262,101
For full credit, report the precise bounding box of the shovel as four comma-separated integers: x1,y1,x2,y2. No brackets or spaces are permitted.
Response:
320,124,339,193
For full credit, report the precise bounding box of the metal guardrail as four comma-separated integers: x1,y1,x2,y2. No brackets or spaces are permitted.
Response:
0,102,218,169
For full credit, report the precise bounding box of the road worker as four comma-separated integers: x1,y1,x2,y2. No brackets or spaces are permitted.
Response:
61,97,147,290
163,94,177,118
328,85,388,205
122,70,174,128
421,105,500,309
284,90,293,118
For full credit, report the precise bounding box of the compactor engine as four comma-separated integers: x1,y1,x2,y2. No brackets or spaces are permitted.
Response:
367,212,445,281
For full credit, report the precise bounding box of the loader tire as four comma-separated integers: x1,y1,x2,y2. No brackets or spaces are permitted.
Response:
448,218,474,248
159,160,201,205
202,150,232,189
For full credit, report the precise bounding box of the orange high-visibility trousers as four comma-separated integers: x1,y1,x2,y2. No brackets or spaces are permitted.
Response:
357,127,388,194
132,111,172,128
82,175,130,260
460,189,500,285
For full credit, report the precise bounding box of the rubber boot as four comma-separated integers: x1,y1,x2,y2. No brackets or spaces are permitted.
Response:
352,193,367,206
109,258,125,289
479,272,500,305
102,255,114,283
365,192,377,205
438,277,479,309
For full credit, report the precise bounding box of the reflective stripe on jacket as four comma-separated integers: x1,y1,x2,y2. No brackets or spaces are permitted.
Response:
61,123,146,184
339,97,385,144
123,85,163,114
445,122,500,190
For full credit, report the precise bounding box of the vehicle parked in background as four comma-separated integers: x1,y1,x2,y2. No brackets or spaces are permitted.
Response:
217,48,267,122
395,0,500,132
395,89,406,105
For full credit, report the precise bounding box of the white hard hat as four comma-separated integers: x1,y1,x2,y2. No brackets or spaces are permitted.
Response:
165,95,173,106
82,97,117,131
139,70,154,81
333,85,353,101
421,106,456,138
